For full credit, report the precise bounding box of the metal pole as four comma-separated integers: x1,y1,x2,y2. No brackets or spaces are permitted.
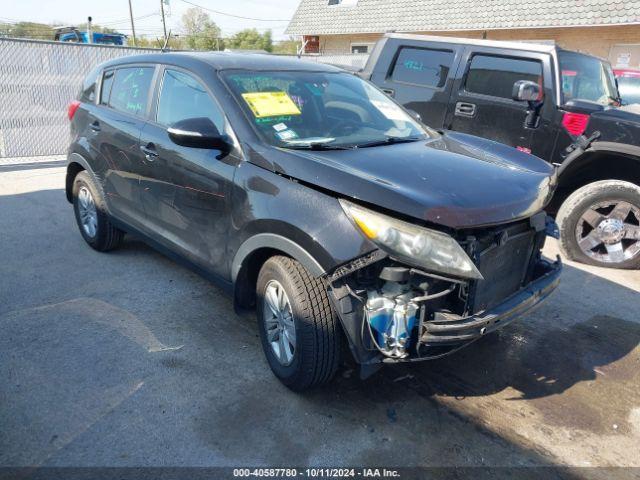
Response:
160,0,168,45
128,0,137,46
87,16,93,43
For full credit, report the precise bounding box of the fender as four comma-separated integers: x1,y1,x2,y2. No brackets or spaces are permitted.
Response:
65,151,101,203
231,233,326,283
558,141,640,178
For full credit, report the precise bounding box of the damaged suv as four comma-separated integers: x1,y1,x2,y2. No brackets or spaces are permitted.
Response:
66,53,561,390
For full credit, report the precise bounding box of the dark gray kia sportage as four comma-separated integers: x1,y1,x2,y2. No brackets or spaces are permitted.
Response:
66,52,561,390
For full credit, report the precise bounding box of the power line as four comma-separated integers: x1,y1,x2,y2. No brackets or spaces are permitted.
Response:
177,0,290,22
99,12,159,26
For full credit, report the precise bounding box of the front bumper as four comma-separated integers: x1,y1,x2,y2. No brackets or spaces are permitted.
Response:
330,256,562,367
402,257,562,361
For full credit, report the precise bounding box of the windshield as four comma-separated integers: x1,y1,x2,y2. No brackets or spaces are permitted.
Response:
558,50,619,105
616,75,640,105
221,70,428,149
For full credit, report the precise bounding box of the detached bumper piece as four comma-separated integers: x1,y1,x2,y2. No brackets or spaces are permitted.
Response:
416,258,561,357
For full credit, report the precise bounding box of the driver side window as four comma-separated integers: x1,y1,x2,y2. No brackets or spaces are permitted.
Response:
156,69,224,131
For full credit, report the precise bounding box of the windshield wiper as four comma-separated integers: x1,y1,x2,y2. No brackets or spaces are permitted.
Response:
280,143,353,151
354,136,424,149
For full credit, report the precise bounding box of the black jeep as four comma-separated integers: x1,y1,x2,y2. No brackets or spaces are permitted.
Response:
362,34,640,269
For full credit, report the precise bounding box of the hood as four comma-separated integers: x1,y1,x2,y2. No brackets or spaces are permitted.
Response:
246,131,556,229
585,105,640,145
590,104,640,125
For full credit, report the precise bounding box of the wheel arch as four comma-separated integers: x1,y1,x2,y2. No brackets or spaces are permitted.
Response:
65,152,93,203
552,143,640,212
231,233,326,311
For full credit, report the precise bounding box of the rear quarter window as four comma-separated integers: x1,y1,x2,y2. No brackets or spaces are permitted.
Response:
108,66,155,117
390,47,454,88
465,55,542,99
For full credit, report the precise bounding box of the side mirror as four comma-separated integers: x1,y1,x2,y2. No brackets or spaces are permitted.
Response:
167,117,231,151
512,80,541,102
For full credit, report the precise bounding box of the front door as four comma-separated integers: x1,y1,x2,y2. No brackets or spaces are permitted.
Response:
92,66,156,228
446,48,555,160
138,67,238,276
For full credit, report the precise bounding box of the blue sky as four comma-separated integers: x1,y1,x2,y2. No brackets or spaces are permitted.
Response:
2,0,301,40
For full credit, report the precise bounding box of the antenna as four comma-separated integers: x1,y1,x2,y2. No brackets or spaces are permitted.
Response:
162,29,171,51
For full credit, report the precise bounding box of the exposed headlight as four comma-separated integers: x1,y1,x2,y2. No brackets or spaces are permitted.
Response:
340,199,483,280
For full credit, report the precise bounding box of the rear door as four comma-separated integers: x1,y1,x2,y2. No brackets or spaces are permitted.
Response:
91,65,156,228
446,48,556,159
369,39,462,128
138,66,237,276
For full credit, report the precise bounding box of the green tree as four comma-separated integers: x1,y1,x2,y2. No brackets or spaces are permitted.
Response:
227,28,273,53
0,21,55,40
181,7,223,51
272,37,300,55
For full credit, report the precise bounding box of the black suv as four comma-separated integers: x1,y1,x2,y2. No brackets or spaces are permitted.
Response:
363,34,640,269
66,52,561,390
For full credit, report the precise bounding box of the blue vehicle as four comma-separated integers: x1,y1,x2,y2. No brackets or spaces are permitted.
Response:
54,26,126,46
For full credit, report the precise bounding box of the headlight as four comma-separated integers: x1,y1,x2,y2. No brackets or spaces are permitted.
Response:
340,199,483,280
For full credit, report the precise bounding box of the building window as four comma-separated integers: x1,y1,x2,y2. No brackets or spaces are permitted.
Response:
390,47,455,88
465,55,543,100
351,43,373,54
328,0,358,6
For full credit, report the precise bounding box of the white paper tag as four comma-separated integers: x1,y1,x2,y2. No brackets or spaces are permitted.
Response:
371,99,410,121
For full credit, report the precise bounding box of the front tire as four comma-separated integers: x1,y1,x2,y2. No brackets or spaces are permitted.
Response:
557,180,640,269
256,256,340,391
72,170,124,252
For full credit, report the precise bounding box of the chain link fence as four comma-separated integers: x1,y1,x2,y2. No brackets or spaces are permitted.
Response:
0,38,161,158
0,38,369,158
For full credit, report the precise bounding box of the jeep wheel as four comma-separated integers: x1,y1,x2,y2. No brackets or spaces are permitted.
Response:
256,256,340,391
557,180,640,269
72,171,124,252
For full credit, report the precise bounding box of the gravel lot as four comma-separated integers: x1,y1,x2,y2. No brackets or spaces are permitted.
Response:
1,160,639,476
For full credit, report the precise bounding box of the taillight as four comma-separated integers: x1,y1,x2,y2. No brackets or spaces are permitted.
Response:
562,112,590,136
68,100,81,121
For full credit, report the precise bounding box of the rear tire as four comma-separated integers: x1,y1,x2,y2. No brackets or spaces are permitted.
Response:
557,180,640,269
256,256,340,391
72,170,124,252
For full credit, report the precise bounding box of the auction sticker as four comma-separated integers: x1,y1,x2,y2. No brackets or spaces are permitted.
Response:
241,91,302,118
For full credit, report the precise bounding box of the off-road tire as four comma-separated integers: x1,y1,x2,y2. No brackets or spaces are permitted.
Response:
256,256,340,391
556,180,640,269
72,170,124,252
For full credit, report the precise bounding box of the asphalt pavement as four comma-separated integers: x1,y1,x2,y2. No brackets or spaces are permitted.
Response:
1,161,639,477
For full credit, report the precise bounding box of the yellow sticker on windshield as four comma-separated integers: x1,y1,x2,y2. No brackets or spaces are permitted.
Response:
241,91,301,118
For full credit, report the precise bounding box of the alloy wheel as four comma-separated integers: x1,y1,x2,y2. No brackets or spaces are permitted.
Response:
575,200,640,264
78,185,98,238
262,280,296,366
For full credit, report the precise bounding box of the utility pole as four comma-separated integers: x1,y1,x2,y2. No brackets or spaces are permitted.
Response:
128,0,137,46
160,0,168,46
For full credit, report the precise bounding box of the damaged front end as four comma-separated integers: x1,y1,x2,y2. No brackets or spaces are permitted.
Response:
327,206,562,375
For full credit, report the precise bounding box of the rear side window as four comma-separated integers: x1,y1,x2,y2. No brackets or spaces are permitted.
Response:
465,55,542,99
100,70,114,105
156,69,224,130
391,47,454,88
108,67,155,117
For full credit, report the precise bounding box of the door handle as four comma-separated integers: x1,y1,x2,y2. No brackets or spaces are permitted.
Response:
90,121,101,132
140,143,158,161
454,102,477,118
381,88,395,97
